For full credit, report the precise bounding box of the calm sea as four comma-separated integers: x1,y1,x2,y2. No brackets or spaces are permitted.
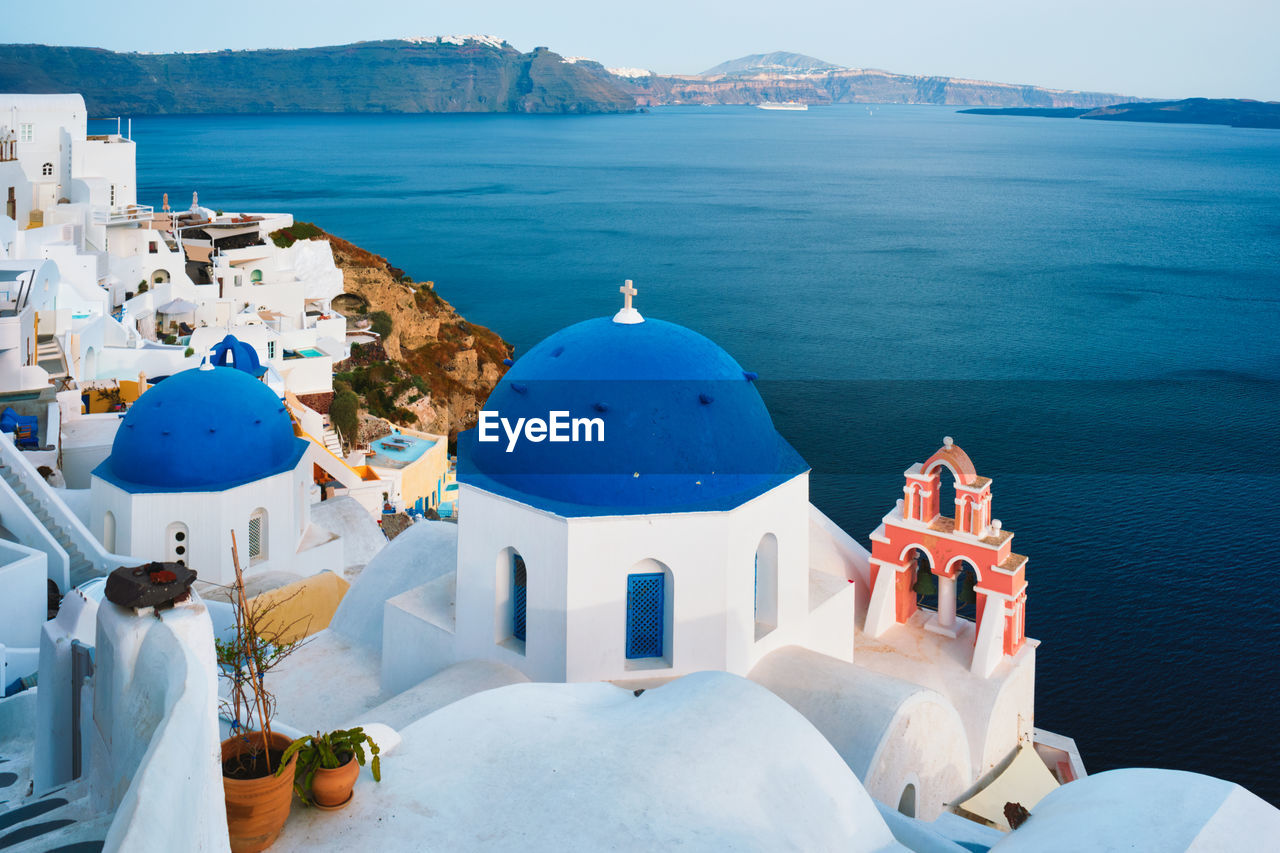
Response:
135,106,1280,803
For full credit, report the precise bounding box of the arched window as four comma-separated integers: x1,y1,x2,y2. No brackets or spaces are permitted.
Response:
626,570,666,660
165,522,189,566
102,510,116,553
934,463,959,524
250,269,263,283
494,547,527,654
41,162,53,176
754,533,779,639
151,269,170,284
898,783,917,817
248,508,267,563
512,555,527,642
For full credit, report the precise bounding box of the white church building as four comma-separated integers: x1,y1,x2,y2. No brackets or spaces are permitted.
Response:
88,360,342,586
390,291,856,686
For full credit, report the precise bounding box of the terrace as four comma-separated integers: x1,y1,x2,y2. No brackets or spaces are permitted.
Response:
91,204,154,226
366,432,437,470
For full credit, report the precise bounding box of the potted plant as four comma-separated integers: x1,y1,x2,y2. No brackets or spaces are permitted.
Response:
215,531,309,852
279,727,382,809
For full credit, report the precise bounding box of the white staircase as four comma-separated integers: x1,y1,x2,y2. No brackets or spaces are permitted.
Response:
321,417,344,457
35,337,68,383
0,753,110,851
0,434,128,589
0,462,94,585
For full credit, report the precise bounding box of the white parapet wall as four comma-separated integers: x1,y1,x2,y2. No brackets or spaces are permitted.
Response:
91,591,230,852
34,586,98,792
0,539,47,686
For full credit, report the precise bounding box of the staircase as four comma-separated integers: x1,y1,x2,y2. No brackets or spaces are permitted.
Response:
0,461,94,586
321,417,344,457
0,435,127,590
0,762,107,852
35,336,68,384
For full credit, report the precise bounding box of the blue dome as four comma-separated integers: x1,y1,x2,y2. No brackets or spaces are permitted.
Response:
94,366,307,493
458,316,807,516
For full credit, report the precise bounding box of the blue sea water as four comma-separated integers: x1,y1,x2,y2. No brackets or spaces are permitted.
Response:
134,106,1280,803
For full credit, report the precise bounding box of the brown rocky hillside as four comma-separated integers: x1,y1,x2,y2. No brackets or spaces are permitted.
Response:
280,224,510,442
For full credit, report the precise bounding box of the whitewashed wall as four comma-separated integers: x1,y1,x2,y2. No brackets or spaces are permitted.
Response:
90,461,333,587
450,474,850,684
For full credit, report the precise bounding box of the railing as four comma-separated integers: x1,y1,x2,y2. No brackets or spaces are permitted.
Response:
333,422,347,456
91,204,154,226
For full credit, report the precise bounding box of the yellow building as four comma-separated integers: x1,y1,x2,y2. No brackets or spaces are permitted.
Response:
364,426,449,514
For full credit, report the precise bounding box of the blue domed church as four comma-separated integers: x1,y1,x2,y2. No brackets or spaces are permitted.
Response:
88,361,340,586
396,288,859,685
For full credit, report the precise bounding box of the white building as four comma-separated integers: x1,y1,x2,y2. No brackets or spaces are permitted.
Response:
88,361,341,586
382,297,855,687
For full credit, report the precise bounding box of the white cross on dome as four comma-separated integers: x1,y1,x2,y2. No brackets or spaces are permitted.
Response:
613,279,644,325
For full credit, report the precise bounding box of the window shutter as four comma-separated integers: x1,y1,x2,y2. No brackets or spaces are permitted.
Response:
248,515,262,558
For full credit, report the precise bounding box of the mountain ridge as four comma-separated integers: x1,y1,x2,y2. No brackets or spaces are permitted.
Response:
0,40,1137,112
0,39,637,114
700,51,843,77
617,50,1132,108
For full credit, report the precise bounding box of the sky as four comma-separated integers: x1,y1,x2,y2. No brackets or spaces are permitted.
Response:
6,0,1279,101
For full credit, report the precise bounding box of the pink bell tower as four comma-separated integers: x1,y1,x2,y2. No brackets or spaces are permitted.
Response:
865,438,1028,677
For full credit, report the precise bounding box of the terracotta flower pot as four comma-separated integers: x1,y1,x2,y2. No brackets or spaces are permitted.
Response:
222,731,297,853
311,752,360,808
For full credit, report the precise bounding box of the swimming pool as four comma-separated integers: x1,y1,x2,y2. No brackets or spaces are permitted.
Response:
368,432,435,468
297,347,325,357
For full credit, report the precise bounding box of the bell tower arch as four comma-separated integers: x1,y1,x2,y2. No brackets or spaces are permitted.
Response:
866,438,1028,677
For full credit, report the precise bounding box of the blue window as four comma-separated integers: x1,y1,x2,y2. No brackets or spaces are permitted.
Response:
626,573,665,659
512,556,527,643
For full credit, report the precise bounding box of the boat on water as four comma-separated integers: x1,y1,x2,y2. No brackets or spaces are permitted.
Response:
757,101,808,111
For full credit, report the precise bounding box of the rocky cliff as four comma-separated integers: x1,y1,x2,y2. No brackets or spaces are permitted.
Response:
961,98,1280,129
620,68,1126,109
284,225,509,442
0,39,637,114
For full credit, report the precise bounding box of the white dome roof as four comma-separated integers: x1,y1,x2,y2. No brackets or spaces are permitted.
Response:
991,768,1280,852
275,671,906,851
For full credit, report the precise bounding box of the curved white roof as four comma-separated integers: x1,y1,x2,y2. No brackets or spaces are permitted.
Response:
273,671,907,851
991,768,1280,852
328,520,458,648
0,93,87,113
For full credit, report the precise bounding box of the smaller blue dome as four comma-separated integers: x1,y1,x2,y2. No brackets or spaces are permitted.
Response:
94,366,306,493
209,334,265,377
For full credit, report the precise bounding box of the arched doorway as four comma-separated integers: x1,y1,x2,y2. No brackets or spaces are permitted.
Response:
102,510,116,553
150,269,170,285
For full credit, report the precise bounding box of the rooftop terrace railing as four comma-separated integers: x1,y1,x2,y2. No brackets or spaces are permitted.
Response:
92,204,155,226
